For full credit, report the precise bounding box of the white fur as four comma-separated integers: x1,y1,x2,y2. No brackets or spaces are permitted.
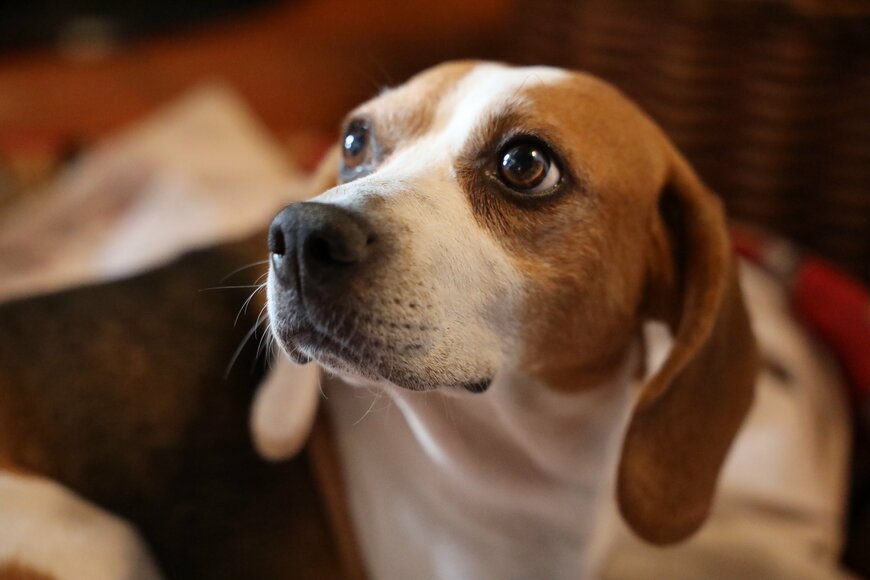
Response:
327,349,638,579
0,472,163,579
436,64,567,152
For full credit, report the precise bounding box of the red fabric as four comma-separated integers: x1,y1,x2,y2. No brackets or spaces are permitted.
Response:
792,259,870,399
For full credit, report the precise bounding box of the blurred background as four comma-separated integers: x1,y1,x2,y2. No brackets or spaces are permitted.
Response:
0,0,868,280
0,0,508,200
0,0,868,575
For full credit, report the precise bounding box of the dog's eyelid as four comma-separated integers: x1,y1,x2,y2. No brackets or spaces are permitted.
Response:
341,113,373,132
497,130,563,160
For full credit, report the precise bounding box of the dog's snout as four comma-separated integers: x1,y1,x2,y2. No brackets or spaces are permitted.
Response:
269,202,374,291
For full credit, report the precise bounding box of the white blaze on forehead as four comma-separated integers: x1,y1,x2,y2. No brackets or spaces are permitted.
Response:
436,63,569,153
323,63,569,199
363,63,569,186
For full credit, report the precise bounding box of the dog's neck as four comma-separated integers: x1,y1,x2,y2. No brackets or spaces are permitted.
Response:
326,343,641,580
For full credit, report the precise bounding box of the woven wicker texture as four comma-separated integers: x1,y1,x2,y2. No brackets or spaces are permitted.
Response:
509,0,870,281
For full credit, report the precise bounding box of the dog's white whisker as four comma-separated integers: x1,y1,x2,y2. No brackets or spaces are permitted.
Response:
219,260,269,283
235,283,267,326
225,303,272,377
352,395,380,426
264,332,278,368
224,322,261,378
199,284,263,292
255,312,274,360
317,373,327,401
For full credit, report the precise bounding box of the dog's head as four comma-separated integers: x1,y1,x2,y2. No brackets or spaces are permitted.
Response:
263,61,757,544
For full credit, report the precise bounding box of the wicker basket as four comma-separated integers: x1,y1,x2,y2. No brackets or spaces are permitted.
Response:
508,0,870,281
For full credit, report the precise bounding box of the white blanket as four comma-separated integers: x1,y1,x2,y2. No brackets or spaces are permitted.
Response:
0,83,303,303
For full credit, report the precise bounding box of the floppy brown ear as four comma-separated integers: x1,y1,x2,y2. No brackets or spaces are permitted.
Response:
617,146,759,544
250,145,339,460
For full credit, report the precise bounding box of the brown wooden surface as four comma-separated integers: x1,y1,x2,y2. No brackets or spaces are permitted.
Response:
0,0,509,148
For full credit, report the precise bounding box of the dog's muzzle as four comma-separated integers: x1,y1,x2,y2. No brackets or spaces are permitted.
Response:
267,201,493,394
268,201,374,297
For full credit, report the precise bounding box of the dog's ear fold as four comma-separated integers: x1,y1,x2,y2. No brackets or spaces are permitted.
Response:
617,147,759,544
251,357,321,460
250,146,339,460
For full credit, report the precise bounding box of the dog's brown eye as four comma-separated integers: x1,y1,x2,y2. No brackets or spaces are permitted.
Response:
498,141,561,194
343,119,370,168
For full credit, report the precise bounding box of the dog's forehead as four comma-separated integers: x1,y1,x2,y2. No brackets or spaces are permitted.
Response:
429,63,568,147
361,62,571,149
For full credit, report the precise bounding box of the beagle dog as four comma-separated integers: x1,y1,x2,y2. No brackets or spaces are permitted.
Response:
259,61,851,578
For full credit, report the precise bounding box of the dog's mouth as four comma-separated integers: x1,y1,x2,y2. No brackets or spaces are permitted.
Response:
274,320,382,375
270,312,492,394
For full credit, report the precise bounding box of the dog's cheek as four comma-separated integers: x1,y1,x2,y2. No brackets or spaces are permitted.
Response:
510,235,643,391
390,181,524,369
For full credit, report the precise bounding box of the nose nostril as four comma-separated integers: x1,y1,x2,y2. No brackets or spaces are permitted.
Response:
268,226,286,256
307,236,335,264
306,233,362,266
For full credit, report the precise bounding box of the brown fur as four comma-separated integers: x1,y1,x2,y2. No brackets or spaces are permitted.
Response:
347,61,477,152
456,76,671,390
0,457,35,478
463,73,758,544
457,73,758,544
0,563,55,580
618,147,758,543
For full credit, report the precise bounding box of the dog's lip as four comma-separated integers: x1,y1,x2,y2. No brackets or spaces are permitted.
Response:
275,318,393,380
273,319,493,393
277,320,361,360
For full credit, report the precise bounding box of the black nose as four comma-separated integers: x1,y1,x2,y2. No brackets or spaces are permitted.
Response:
268,202,373,291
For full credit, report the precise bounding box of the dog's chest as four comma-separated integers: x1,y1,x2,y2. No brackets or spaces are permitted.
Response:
325,361,637,580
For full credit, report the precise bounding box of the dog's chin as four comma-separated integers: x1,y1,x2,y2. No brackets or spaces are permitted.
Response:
272,321,493,394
